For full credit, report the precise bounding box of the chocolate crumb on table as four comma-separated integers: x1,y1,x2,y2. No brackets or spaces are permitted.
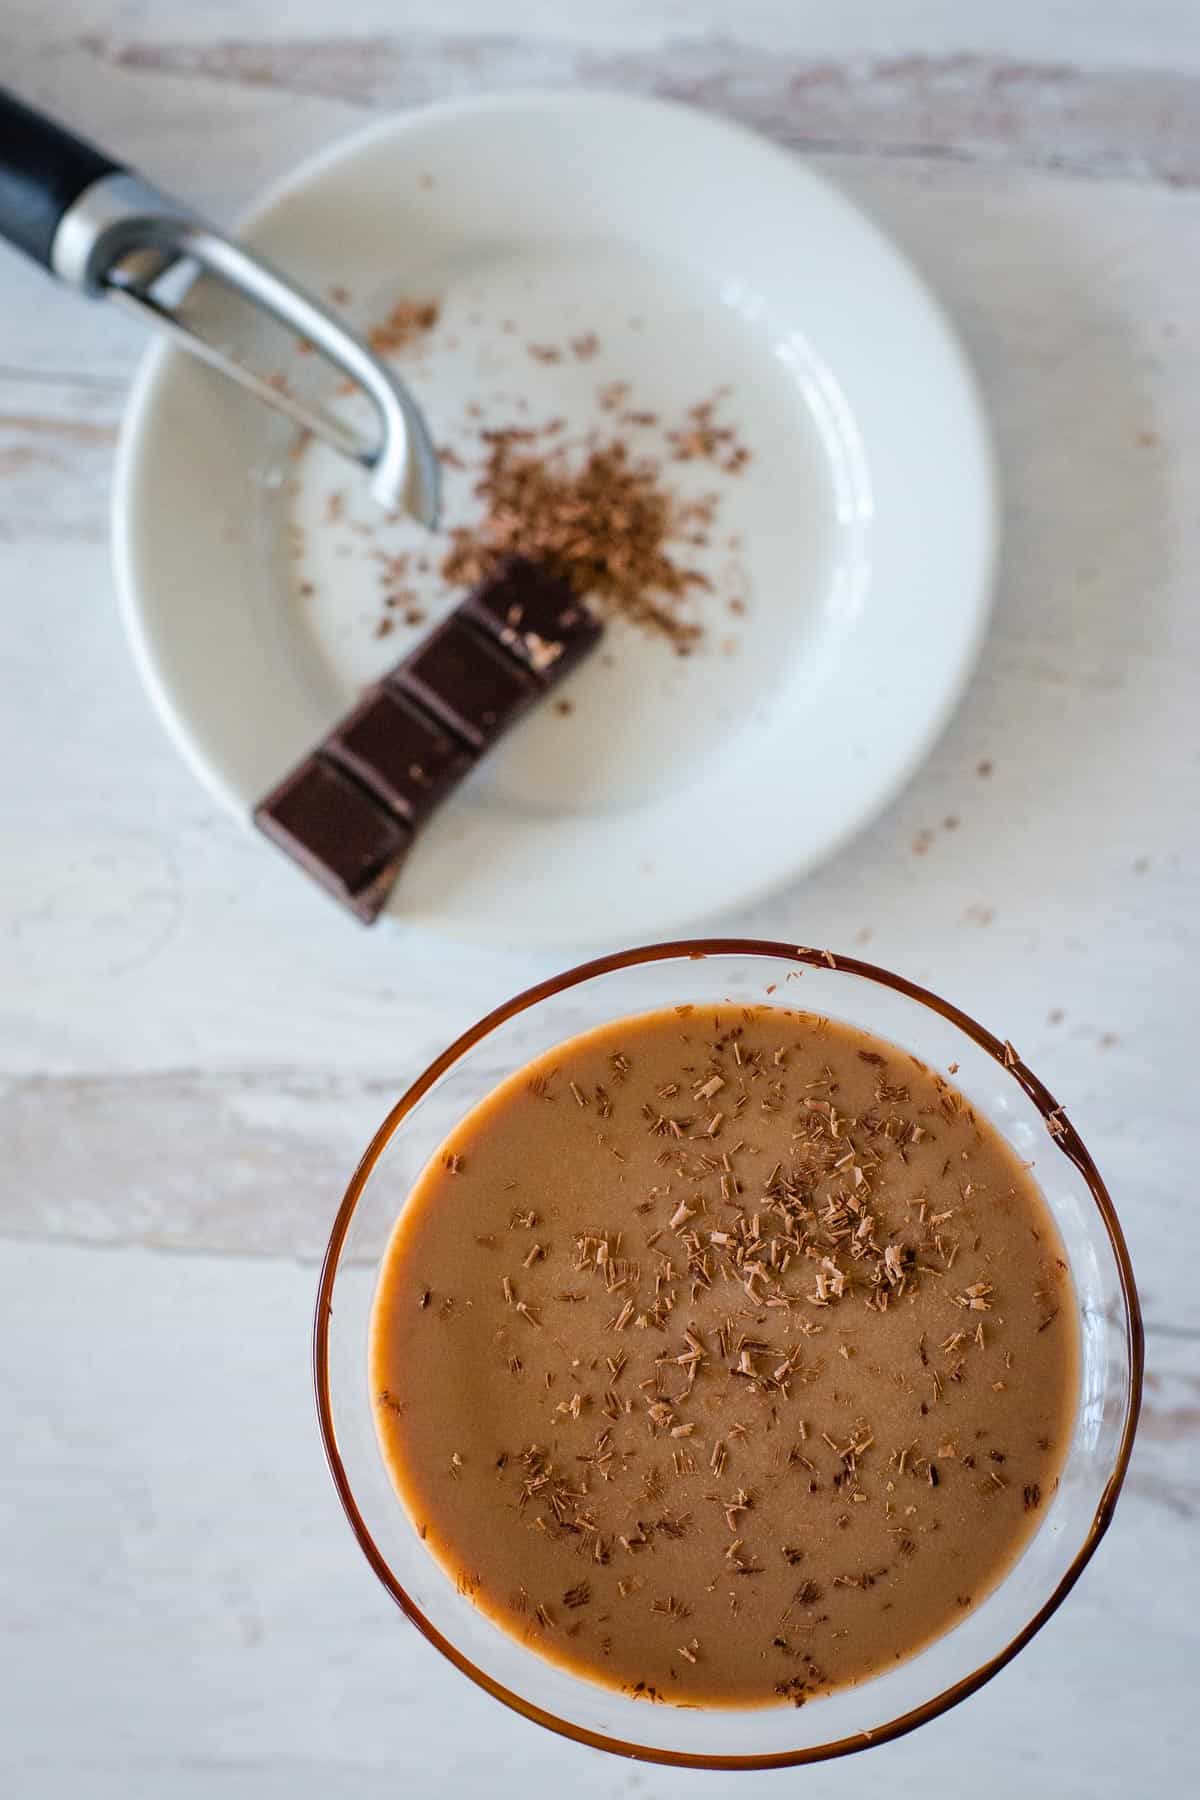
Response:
254,559,604,921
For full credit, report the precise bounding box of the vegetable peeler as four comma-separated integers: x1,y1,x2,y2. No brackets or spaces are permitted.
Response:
0,87,440,525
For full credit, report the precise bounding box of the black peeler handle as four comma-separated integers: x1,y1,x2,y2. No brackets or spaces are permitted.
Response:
0,84,441,521
0,87,124,271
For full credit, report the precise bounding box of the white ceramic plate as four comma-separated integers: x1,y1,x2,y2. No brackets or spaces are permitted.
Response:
113,92,995,946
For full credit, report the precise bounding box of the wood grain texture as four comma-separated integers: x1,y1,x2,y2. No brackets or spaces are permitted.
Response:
2,2,1198,1791
78,35,1200,186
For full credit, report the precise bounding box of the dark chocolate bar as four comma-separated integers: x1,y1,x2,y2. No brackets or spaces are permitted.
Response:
391,612,536,751
460,556,601,681
254,561,603,923
254,755,411,923
325,684,475,824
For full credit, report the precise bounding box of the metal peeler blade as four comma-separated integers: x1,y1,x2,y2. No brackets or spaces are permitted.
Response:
0,90,440,526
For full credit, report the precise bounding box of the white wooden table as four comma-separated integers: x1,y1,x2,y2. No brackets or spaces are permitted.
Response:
2,3,1197,1794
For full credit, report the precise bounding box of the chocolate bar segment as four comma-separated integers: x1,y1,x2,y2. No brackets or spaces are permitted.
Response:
254,559,606,923
391,612,536,751
253,755,411,923
461,556,601,681
325,684,474,825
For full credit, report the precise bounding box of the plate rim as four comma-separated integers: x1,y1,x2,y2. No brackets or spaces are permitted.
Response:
111,88,998,945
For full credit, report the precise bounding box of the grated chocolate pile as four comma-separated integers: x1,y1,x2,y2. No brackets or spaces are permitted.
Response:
440,417,739,654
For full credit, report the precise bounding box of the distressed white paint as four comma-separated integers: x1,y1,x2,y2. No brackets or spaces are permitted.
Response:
1,2,1197,1793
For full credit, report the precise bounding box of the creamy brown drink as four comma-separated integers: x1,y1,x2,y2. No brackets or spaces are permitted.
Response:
370,1005,1079,1709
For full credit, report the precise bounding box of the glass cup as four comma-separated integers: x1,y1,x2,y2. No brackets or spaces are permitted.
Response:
315,940,1141,1769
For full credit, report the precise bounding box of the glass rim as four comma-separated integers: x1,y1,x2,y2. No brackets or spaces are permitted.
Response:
313,937,1143,1770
